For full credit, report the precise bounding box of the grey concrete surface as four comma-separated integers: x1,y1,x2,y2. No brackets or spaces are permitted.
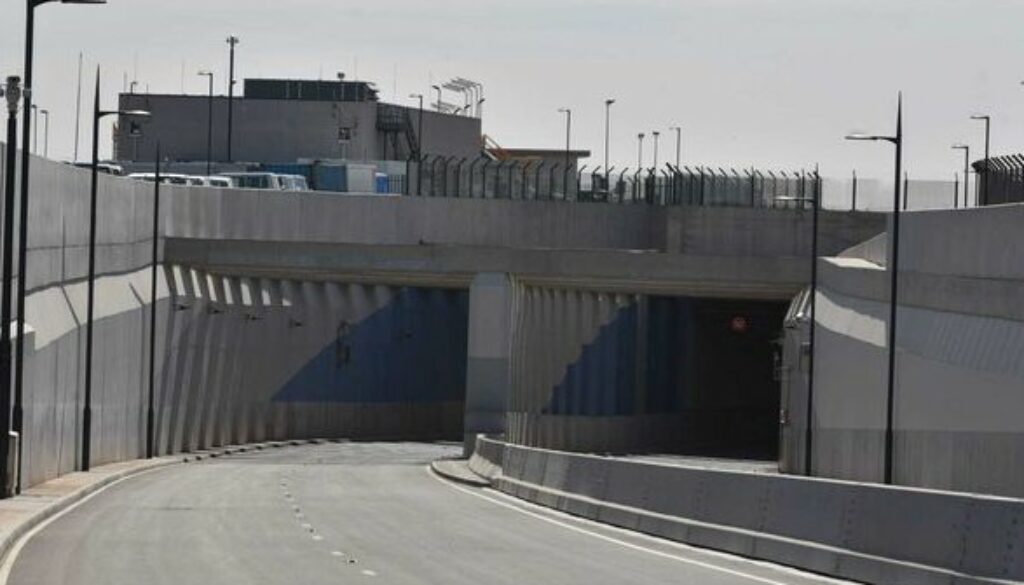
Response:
6,442,849,585
476,436,1024,585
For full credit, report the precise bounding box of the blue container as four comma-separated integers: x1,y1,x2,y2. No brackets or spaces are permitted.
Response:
314,165,347,192
375,173,390,194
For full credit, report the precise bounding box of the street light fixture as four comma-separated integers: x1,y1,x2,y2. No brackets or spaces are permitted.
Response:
17,0,108,493
83,68,150,472
844,92,903,486
198,70,214,176
637,133,645,169
952,143,969,210
970,115,990,206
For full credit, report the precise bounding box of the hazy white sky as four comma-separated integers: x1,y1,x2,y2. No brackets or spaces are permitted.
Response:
1,0,1021,180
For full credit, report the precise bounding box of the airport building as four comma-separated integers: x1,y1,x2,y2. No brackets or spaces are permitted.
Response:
114,78,483,167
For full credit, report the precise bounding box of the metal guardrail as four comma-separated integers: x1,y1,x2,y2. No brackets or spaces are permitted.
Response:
405,155,819,210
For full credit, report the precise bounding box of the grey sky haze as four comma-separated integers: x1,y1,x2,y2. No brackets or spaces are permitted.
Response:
1,0,1021,182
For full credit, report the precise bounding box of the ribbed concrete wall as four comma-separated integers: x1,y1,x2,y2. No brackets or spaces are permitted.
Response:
3,149,468,489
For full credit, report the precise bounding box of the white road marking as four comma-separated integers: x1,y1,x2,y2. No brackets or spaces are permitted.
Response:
361,569,378,577
426,466,850,585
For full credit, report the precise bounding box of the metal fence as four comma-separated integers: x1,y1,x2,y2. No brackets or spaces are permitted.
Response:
976,155,1024,206
406,155,819,209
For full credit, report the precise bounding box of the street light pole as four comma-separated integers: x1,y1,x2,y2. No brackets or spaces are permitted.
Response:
773,167,821,477
558,108,571,172
31,105,38,154
16,1,107,490
637,133,645,169
431,85,442,112
226,36,239,162
970,115,990,206
410,93,424,195
952,144,969,210
652,131,660,169
604,99,614,185
83,68,150,471
1,76,23,498
40,109,49,157
670,126,681,167
845,92,903,486
198,70,214,176
147,143,161,459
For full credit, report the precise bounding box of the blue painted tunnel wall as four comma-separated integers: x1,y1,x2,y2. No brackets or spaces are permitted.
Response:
274,288,469,405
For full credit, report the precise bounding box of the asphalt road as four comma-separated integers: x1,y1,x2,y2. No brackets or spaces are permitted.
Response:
4,442,850,584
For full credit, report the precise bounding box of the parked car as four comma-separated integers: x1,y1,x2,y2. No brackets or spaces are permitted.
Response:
71,161,124,176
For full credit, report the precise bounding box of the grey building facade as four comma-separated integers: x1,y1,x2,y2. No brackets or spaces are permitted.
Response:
115,78,482,164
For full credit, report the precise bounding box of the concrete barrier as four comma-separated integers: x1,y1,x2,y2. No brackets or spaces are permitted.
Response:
476,436,1024,585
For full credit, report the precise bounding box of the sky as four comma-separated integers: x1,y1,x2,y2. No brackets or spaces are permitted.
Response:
1,0,1022,182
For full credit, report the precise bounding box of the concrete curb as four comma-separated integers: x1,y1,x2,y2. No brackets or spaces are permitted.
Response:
0,438,329,570
430,459,491,488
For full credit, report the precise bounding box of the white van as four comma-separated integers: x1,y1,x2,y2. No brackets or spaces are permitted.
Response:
280,175,310,191
220,172,286,190
127,172,191,186
206,176,235,188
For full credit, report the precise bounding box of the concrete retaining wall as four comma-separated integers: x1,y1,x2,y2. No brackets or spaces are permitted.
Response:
781,204,1024,497
476,435,1024,585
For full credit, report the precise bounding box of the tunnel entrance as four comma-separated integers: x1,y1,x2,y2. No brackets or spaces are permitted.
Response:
663,298,787,460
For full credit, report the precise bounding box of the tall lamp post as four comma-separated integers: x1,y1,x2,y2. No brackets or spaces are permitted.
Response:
774,167,821,477
558,107,571,171
31,104,38,154
431,85,442,112
40,108,49,157
970,114,990,206
952,144,969,210
147,143,162,459
1,76,23,498
17,1,107,492
637,133,645,169
652,131,661,169
83,69,150,471
604,99,615,186
845,92,903,486
670,126,682,167
226,36,239,162
409,93,424,195
198,70,214,176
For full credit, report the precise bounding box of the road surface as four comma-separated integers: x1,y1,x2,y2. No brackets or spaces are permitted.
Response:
4,442,849,584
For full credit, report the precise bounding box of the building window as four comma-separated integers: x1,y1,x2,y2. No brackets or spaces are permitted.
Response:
338,127,353,143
